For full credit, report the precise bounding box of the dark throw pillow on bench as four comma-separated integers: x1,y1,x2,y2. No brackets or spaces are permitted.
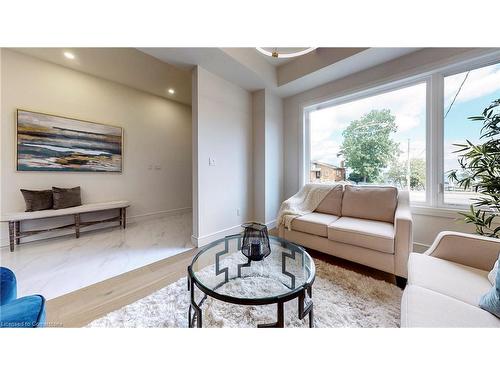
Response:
52,186,82,210
20,189,54,212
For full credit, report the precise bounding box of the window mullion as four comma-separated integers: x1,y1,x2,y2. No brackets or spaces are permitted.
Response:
429,73,444,208
301,109,311,188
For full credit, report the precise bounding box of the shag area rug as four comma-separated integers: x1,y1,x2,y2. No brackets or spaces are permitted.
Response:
87,258,402,328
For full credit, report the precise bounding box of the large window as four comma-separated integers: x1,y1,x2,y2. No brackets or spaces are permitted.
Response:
304,55,500,209
443,62,500,205
308,82,427,202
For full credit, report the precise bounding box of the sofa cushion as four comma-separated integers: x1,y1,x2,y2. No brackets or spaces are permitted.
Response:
315,184,343,216
291,213,339,238
408,253,491,306
341,185,398,223
401,285,500,327
328,216,395,254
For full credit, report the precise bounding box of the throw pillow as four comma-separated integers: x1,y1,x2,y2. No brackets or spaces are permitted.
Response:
488,259,499,285
315,184,344,216
479,255,500,318
52,186,82,209
20,189,53,212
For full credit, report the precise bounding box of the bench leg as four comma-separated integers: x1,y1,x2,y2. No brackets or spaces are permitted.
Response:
9,221,15,252
122,207,127,229
75,214,80,238
15,221,20,245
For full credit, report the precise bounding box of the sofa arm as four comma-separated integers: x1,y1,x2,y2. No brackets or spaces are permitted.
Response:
425,231,500,271
394,190,413,278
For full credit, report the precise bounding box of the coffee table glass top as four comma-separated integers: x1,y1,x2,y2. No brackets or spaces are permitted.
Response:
189,235,315,303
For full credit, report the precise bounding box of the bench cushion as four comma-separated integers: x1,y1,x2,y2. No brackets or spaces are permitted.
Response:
1,200,130,221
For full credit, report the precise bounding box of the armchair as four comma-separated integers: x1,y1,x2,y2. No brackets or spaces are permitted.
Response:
425,231,500,271
401,231,500,327
0,267,46,328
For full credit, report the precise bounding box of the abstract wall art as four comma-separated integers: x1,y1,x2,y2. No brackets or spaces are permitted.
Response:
16,109,123,172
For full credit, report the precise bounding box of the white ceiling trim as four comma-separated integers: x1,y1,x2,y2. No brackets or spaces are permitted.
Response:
140,47,422,99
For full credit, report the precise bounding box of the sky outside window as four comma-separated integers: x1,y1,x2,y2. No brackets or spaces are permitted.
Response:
443,62,500,205
309,82,426,201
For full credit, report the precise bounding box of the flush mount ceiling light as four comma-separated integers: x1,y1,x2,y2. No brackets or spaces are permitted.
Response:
167,88,175,95
63,51,75,60
256,47,316,59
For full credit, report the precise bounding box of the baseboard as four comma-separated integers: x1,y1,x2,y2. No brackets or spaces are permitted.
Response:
128,207,191,223
265,219,277,229
191,224,243,247
191,219,278,247
0,207,192,248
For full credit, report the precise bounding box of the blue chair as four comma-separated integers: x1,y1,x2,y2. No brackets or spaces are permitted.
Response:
0,267,46,328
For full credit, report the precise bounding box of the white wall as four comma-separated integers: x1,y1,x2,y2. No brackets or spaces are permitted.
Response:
0,49,192,245
282,48,498,249
252,89,284,226
252,90,266,223
264,90,283,225
192,66,253,246
411,209,476,251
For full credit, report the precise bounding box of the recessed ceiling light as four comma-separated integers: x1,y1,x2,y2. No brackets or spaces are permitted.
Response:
63,51,75,60
167,88,175,95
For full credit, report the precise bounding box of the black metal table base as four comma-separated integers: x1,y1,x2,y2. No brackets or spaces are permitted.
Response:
187,235,315,328
187,274,314,328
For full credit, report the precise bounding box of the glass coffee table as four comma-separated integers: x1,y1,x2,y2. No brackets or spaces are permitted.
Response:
187,234,315,328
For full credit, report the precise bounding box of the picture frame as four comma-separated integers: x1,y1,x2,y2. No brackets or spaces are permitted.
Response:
16,109,123,172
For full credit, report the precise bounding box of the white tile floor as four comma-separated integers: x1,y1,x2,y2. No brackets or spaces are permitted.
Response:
0,212,193,300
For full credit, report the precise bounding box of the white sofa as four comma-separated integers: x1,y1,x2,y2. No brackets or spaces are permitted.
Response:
401,231,500,327
279,185,413,285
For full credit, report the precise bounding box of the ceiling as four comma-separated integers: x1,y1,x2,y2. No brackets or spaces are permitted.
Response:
140,47,422,98
12,47,423,106
254,48,309,66
11,48,192,105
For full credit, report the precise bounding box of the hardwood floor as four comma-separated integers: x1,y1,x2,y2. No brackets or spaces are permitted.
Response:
47,235,397,327
305,248,396,284
46,249,195,327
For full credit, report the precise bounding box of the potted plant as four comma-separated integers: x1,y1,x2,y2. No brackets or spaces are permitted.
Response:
449,98,500,237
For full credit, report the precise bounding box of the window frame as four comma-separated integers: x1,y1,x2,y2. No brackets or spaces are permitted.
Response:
302,51,500,211
438,59,500,209
304,76,431,204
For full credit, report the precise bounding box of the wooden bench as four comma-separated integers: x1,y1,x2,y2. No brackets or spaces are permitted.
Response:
1,201,130,252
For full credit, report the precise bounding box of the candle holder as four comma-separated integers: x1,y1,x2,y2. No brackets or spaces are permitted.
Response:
240,222,271,261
